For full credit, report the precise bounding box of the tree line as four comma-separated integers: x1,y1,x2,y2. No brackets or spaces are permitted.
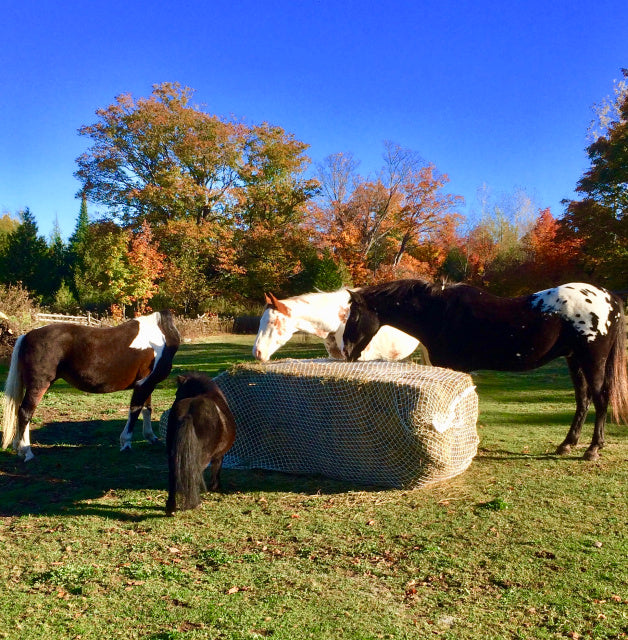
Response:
1,78,626,317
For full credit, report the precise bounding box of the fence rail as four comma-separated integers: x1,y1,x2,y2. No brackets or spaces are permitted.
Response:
36,312,102,326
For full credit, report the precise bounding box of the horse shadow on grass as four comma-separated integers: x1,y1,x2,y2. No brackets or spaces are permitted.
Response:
0,419,377,520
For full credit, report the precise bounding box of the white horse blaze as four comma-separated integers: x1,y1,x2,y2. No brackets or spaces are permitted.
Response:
532,283,613,343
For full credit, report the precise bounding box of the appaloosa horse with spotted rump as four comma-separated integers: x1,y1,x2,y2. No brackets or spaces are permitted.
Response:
2,310,180,461
342,280,628,460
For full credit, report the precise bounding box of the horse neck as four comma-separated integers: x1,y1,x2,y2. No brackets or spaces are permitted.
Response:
287,290,350,334
370,283,440,340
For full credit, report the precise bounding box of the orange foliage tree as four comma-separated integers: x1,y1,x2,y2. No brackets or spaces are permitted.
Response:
308,143,463,285
126,222,165,314
522,208,583,288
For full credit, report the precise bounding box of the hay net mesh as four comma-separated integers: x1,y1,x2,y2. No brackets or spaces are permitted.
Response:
161,359,479,489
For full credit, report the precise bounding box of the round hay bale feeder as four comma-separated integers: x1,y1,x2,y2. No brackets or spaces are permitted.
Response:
160,359,479,488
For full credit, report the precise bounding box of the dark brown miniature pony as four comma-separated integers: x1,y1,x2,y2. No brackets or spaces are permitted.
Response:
165,372,236,516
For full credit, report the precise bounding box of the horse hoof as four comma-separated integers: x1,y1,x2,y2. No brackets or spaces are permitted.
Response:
583,449,600,461
120,444,133,453
16,448,35,462
556,444,572,455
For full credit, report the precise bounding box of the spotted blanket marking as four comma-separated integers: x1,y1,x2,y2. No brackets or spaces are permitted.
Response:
531,283,613,342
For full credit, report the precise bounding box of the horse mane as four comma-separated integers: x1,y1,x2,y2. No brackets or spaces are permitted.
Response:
358,279,444,304
158,309,181,347
175,372,217,403
286,288,349,305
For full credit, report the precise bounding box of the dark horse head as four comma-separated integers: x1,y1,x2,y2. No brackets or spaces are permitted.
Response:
342,280,434,362
342,290,381,362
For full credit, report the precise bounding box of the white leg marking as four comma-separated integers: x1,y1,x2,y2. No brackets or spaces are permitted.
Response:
15,422,35,461
120,419,133,451
142,407,157,443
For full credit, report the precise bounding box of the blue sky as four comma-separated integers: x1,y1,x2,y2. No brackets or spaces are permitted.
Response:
1,0,627,240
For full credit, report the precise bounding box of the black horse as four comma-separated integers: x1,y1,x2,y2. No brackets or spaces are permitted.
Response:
2,310,180,460
342,280,628,460
166,372,236,516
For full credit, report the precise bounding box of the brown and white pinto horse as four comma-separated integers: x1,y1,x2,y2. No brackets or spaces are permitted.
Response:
1,310,180,461
342,279,628,460
252,289,426,363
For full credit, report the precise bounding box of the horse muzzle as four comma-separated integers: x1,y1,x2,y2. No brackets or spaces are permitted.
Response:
343,345,357,362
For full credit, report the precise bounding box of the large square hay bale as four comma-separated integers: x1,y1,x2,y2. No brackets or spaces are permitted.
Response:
213,359,479,488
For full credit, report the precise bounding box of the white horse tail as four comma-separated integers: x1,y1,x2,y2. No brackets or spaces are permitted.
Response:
2,335,25,449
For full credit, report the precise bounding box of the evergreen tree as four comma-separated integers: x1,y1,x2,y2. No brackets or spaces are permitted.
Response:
0,208,49,296
67,195,91,299
42,218,71,303
69,194,90,248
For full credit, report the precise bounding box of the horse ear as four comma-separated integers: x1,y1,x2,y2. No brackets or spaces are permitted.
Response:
348,289,363,304
267,292,291,317
264,292,274,306
176,374,188,386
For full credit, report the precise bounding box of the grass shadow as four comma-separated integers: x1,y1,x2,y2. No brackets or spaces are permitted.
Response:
0,417,388,520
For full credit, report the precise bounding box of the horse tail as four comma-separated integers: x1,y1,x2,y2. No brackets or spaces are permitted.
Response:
608,301,628,425
2,335,25,449
173,415,206,511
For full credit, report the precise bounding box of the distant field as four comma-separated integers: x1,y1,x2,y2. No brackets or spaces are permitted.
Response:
0,336,626,639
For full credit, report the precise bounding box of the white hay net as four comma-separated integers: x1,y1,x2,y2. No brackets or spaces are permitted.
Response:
162,359,479,489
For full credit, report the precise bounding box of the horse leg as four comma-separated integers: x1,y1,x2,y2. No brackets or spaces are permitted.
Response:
15,386,49,461
556,357,590,455
120,402,143,451
120,385,158,451
141,395,158,444
207,455,224,492
582,376,610,462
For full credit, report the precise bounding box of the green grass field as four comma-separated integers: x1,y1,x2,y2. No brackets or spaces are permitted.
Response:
0,336,626,639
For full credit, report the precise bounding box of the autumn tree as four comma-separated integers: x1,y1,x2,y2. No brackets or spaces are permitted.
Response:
126,222,165,314
453,186,540,291
561,70,628,288
75,82,317,229
0,213,19,252
309,143,463,284
521,208,583,288
72,221,163,315
75,83,237,228
153,219,234,315
75,82,319,306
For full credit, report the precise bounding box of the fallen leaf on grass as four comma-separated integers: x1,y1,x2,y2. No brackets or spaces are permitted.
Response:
226,585,252,594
